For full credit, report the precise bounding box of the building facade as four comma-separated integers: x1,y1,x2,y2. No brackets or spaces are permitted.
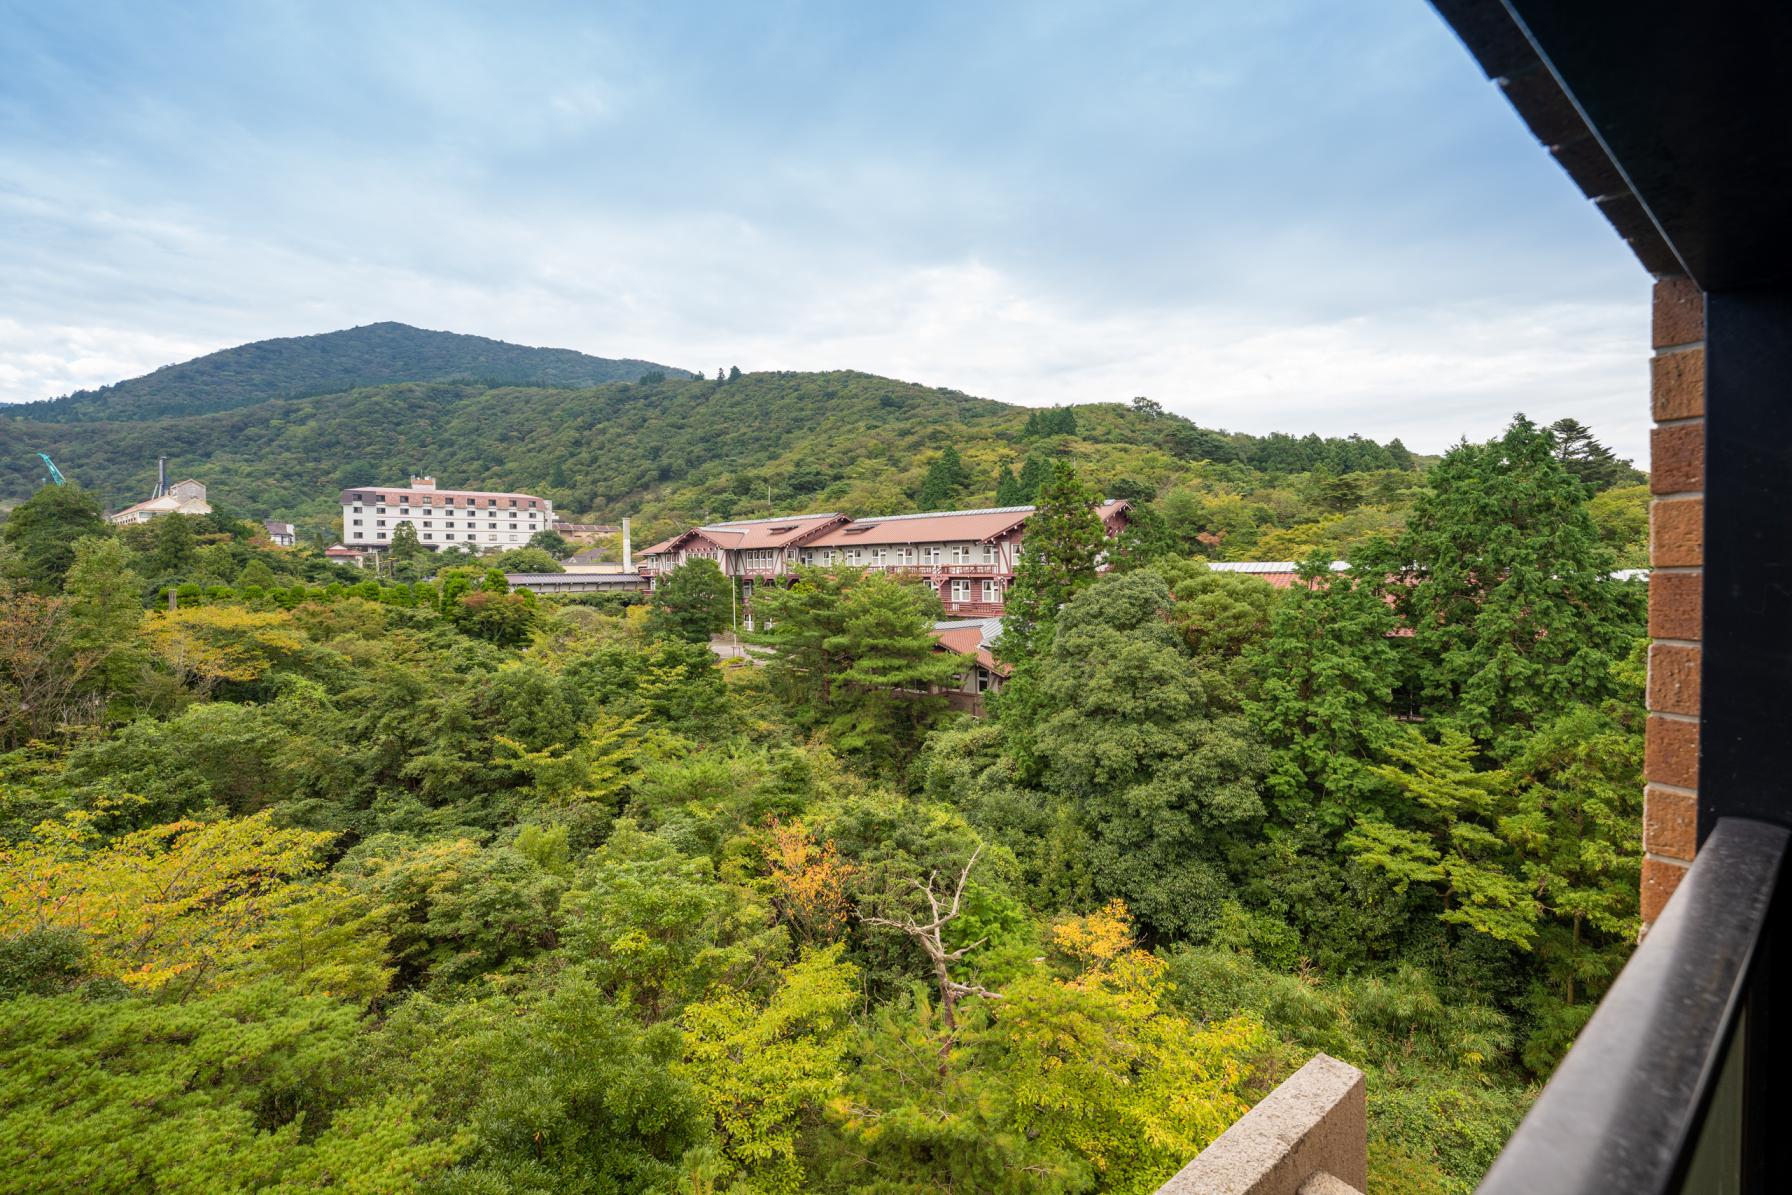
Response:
107,478,211,525
338,476,555,553
263,520,298,547
638,501,1129,618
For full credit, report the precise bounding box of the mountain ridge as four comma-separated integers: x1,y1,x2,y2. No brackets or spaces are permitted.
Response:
11,322,691,422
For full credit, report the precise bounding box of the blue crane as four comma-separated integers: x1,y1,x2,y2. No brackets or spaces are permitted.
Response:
35,452,68,486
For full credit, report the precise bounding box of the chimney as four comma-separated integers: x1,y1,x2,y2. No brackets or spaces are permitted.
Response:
622,518,633,572
410,476,436,491
155,456,167,499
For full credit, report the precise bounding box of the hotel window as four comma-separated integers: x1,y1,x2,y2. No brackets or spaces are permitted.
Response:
951,579,971,601
422,497,433,506
352,518,363,526
489,522,498,530
423,533,434,541
951,544,971,564
509,499,517,507
982,580,998,602
923,546,941,564
376,519,386,527
509,534,519,542
377,506,387,514
508,511,517,518
870,548,887,566
423,521,433,528
445,533,455,540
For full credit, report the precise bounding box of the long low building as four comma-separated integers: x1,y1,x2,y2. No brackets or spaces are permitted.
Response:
503,571,650,595
638,501,1130,618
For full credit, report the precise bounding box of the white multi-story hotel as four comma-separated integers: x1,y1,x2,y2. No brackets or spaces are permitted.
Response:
338,476,554,552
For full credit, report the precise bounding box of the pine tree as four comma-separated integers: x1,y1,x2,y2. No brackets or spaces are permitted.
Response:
1548,418,1640,493
1346,726,1537,947
998,462,1105,665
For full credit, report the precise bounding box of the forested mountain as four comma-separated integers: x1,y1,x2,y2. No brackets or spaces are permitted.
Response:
1,331,1644,568
11,322,688,422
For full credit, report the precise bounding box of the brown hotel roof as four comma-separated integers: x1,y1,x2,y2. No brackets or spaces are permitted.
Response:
806,505,1035,547
639,512,846,557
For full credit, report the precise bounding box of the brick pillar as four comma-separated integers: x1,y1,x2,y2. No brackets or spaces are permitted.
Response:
1640,276,1704,932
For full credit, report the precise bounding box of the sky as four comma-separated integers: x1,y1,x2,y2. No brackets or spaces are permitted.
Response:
0,0,1651,460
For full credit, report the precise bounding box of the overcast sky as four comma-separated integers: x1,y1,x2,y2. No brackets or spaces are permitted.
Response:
1,0,1650,460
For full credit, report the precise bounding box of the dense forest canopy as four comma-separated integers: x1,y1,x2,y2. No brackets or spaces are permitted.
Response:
9,322,688,423
0,412,1647,1193
1,336,1648,569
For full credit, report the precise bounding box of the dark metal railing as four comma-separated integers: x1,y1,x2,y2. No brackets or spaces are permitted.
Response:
1478,816,1790,1195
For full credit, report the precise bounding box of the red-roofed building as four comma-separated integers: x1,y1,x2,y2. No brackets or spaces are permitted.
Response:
639,500,1130,618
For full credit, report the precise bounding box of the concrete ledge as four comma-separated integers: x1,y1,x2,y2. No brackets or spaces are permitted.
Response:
1156,1053,1366,1195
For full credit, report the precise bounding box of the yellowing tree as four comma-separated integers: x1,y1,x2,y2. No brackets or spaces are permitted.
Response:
759,818,855,945
143,605,306,694
989,900,1269,1192
0,809,387,1000
681,944,858,1193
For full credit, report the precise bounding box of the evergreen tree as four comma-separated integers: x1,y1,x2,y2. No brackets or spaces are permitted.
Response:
528,529,572,558
916,447,970,510
728,365,743,381
1385,437,1416,471
1548,418,1641,493
1015,450,1052,504
994,465,1023,506
147,514,197,579
2,483,108,592
646,559,733,643
751,570,960,763
388,522,427,581
64,536,147,698
1396,415,1642,758
998,462,1105,664
1248,556,1399,833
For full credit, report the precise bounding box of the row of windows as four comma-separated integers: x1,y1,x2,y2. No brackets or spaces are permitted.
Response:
350,495,539,508
353,507,539,520
798,544,996,566
349,530,523,543
352,518,523,530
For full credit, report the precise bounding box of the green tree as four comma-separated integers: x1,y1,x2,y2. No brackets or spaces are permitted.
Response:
2,483,108,592
528,528,572,558
916,446,971,510
753,569,963,764
147,512,198,579
236,556,277,590
1347,727,1536,948
1026,571,1267,938
1395,416,1643,758
680,945,858,1192
387,522,427,581
63,536,147,698
647,558,733,643
1549,418,1642,493
998,462,1104,664
994,465,1024,506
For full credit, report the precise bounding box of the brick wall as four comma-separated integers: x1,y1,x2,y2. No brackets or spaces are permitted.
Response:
1641,276,1704,932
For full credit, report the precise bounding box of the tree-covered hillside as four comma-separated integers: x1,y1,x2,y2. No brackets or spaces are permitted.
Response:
11,322,688,422
2,348,1644,567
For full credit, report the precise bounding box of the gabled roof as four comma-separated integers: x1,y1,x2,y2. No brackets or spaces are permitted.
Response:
809,505,1035,547
932,617,1008,675
639,513,847,556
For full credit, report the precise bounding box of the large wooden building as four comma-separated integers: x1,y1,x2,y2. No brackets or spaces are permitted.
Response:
638,500,1130,618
